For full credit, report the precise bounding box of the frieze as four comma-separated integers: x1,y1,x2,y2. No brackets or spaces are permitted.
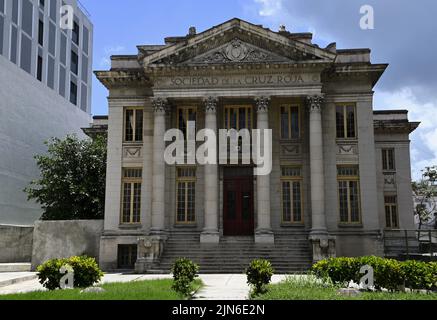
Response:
153,73,320,89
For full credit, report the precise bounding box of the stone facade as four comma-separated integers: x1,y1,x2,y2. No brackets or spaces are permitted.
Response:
95,18,419,271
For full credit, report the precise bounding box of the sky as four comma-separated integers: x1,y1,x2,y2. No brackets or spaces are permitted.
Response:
80,0,437,180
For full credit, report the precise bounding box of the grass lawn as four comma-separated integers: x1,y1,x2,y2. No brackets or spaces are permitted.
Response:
0,279,203,301
253,276,437,301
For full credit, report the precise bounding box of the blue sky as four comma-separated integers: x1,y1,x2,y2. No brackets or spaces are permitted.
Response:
80,0,437,180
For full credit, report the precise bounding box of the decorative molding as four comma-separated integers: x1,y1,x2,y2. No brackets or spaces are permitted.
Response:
204,96,219,114
307,95,324,113
152,98,168,114
337,144,358,156
384,173,397,188
255,96,271,113
280,144,301,158
124,147,142,159
184,38,292,65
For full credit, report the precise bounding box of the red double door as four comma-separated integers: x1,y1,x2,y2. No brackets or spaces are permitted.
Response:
223,173,255,236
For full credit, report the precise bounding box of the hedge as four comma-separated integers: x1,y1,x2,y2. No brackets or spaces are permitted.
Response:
311,256,437,291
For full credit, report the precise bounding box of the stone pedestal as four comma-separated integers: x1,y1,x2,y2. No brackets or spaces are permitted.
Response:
309,235,336,263
135,236,167,273
201,97,220,244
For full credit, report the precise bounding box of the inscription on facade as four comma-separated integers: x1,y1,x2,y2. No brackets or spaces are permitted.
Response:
154,73,320,89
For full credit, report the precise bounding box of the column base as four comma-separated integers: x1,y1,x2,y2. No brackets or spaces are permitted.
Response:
200,231,220,244
255,230,275,244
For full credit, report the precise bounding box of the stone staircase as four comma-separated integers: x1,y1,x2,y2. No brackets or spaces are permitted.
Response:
152,232,313,274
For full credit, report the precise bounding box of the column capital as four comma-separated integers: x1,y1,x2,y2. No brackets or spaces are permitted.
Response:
255,96,271,113
306,95,325,113
204,96,219,114
152,98,168,114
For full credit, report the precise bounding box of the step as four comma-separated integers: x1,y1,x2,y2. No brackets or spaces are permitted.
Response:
0,263,32,273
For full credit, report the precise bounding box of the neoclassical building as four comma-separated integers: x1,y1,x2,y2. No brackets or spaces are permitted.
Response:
95,18,419,272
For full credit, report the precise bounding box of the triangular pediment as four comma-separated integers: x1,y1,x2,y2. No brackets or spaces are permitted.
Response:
142,18,336,68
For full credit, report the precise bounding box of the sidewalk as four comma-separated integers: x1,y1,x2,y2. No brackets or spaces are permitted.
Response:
195,275,287,300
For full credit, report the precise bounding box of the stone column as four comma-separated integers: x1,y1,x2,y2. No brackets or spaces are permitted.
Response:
150,98,167,235
307,95,335,261
200,97,220,244
254,97,274,244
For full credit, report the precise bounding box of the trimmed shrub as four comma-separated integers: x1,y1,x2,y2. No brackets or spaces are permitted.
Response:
37,256,103,291
171,258,199,297
312,256,437,292
246,259,274,296
402,260,437,290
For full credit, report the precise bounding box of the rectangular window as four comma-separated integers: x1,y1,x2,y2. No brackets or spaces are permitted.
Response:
39,0,45,9
58,65,66,97
80,83,87,112
82,25,89,54
20,33,32,74
124,108,143,142
70,81,77,105
12,0,19,24
280,105,300,139
60,33,66,65
72,20,79,45
49,0,57,22
71,50,78,75
224,106,252,130
21,0,33,37
385,196,399,229
10,26,18,64
176,167,196,224
38,19,44,46
117,245,137,269
37,55,43,81
281,166,303,223
336,104,357,139
47,55,54,89
121,169,142,224
81,54,88,83
177,106,197,137
48,21,56,55
0,15,4,56
0,0,4,14
338,166,361,224
382,149,396,171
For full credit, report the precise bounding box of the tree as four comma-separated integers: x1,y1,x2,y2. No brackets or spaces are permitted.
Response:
25,135,107,220
412,166,437,235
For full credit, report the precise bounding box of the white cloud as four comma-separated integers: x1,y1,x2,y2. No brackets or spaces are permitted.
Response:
254,0,283,17
99,45,126,67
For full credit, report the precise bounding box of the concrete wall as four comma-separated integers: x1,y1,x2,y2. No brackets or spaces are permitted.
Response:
31,220,103,269
0,225,34,263
0,55,91,225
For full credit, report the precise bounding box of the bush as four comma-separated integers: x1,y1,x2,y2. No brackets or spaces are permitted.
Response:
246,259,274,296
402,260,437,290
37,256,104,291
171,258,199,297
311,256,437,292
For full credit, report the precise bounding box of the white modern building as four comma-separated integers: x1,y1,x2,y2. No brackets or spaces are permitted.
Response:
0,0,93,225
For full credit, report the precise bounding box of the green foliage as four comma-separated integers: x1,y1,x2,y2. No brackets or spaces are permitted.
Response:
25,135,107,220
171,258,199,297
37,256,103,291
246,259,274,296
402,260,437,290
412,166,437,228
311,256,437,292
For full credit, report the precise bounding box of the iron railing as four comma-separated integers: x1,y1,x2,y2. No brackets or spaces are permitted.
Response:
384,229,437,261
